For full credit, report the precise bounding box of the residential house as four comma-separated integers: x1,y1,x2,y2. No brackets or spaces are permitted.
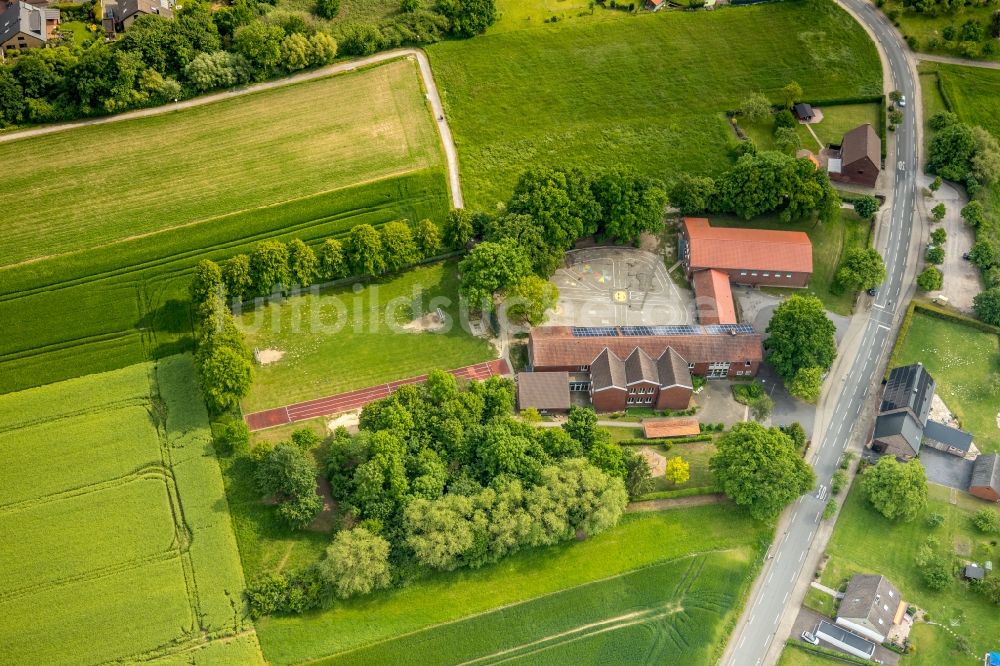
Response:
814,620,876,661
102,0,172,37
516,371,571,414
835,574,905,643
827,123,881,188
921,419,974,458
794,103,814,121
645,0,664,10
970,454,1000,502
0,1,59,57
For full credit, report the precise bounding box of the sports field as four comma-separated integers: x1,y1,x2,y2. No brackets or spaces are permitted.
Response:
255,504,771,665
0,58,441,267
237,260,496,412
428,0,882,208
0,58,450,395
0,357,263,665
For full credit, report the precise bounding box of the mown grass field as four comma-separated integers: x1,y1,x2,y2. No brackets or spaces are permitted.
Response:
428,0,882,208
876,0,1000,62
821,484,1000,660
0,58,440,267
255,504,770,665
238,260,496,412
712,210,870,315
893,312,1000,453
0,358,262,665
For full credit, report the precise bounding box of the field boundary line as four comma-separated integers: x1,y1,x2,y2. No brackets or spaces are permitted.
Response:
0,465,170,514
0,397,150,435
296,547,745,666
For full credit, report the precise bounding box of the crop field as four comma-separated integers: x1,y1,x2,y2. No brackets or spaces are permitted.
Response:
315,552,747,666
428,0,882,208
255,504,770,665
893,311,1000,453
237,260,496,412
0,58,441,267
0,357,263,665
822,484,1000,659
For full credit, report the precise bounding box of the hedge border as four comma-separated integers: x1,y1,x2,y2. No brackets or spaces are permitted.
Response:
802,95,888,160
886,300,1000,379
783,640,872,665
636,485,720,501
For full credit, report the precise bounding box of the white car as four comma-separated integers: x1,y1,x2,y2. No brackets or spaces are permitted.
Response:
898,95,906,108
801,630,820,645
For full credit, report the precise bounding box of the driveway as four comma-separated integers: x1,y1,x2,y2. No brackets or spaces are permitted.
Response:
757,363,817,436
919,446,974,491
919,175,980,311
736,288,851,345
693,380,748,428
791,607,900,666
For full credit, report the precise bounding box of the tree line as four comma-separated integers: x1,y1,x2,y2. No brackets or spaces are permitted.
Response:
245,384,645,616
0,0,497,126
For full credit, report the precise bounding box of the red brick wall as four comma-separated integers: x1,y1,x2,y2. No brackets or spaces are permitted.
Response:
655,386,692,410
592,389,627,412
830,160,879,188
970,486,1000,502
688,267,810,289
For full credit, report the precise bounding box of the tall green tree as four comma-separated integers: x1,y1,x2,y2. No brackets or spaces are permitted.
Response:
458,239,532,310
787,366,823,403
507,166,600,250
669,174,716,215
318,527,392,598
249,240,290,294
189,259,225,304
483,212,562,277
853,194,879,220
710,422,815,521
233,21,285,75
764,294,837,382
916,266,943,292
591,166,668,242
255,441,322,527
861,456,928,522
222,254,252,300
380,221,419,272
437,0,497,36
413,218,442,258
443,209,474,250
318,238,346,281
782,81,803,109
739,92,771,125
504,275,558,326
836,247,886,290
346,224,386,276
287,239,318,287
973,288,1000,326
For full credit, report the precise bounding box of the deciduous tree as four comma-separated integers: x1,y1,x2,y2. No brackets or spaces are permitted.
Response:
319,527,392,598
664,456,690,485
346,223,385,276
413,218,442,258
318,238,345,281
458,239,532,310
249,240,290,294
443,208,474,250
787,366,823,403
222,254,253,300
287,238,318,286
853,195,879,220
764,295,837,382
974,288,1000,326
504,275,558,326
189,259,225,304
836,247,886,290
861,456,928,522
380,220,419,272
916,266,943,292
739,92,771,125
591,166,668,242
507,166,600,250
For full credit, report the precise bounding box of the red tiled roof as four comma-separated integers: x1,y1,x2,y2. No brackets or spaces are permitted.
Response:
692,269,736,325
529,326,763,369
643,417,701,438
684,218,813,274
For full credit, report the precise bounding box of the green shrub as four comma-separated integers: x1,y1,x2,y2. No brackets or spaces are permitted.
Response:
973,507,1000,534
831,470,848,495
218,420,251,454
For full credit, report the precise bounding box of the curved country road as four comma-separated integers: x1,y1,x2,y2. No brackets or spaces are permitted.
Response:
0,48,465,208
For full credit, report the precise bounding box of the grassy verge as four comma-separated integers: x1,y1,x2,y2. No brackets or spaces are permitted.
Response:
711,210,870,316
821,484,1000,658
255,505,772,665
237,260,496,413
427,0,881,208
891,310,1000,453
803,585,836,617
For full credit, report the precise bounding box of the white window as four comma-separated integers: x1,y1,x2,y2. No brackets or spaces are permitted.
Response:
763,273,769,277
627,398,634,405
751,272,758,277
786,273,792,278
736,371,744,376
645,397,653,404
740,271,747,276
688,363,695,370
580,365,590,372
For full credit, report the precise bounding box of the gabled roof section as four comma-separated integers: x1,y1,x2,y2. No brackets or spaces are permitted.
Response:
880,363,935,424
0,2,48,43
837,574,902,635
972,454,1000,492
683,217,813,274
692,268,737,325
656,347,693,389
590,348,626,392
923,419,973,453
624,347,659,385
873,411,923,457
840,123,880,169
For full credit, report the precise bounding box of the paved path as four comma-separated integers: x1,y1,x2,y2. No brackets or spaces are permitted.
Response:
626,493,726,512
244,359,508,430
916,52,1000,70
0,48,464,209
722,0,924,663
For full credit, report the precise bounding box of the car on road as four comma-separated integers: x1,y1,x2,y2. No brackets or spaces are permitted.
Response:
898,95,906,108
963,252,971,260
801,631,819,645
867,287,878,297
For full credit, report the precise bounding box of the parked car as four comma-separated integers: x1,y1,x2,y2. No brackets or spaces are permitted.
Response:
801,631,820,645
898,95,906,108
867,287,878,297
963,252,971,260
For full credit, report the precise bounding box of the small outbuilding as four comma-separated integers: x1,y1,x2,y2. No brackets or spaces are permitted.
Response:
815,620,876,660
970,454,1000,502
794,103,815,121
964,564,985,581
828,123,881,188
516,372,571,414
921,419,974,458
642,417,701,439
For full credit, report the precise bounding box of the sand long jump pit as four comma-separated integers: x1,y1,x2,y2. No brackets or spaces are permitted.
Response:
547,247,694,326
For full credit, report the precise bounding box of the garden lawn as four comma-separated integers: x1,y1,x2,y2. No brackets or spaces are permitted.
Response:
807,103,882,147
821,484,1000,659
711,210,870,316
0,58,441,267
255,504,771,664
776,643,845,666
237,260,496,412
600,425,643,442
893,312,1000,453
428,0,881,208
0,358,261,664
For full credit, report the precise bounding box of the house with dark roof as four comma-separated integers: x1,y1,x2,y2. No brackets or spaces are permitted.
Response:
0,1,59,57
963,564,985,581
794,103,814,121
922,419,974,458
970,454,1000,502
102,0,172,36
835,574,905,643
828,123,881,188
516,372,571,414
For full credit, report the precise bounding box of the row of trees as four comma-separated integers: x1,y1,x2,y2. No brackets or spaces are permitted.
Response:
0,0,497,126
189,218,442,303
190,285,255,413
246,381,640,616
669,149,840,223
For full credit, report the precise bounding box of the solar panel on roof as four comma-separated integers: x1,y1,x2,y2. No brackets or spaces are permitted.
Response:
704,323,755,335
571,326,618,337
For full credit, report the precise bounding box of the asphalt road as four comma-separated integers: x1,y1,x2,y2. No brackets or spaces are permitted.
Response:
723,2,919,664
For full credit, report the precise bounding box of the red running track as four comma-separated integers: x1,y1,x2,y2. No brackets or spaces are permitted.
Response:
244,359,510,431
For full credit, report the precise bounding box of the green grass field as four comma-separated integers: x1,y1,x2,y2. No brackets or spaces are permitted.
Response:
712,210,870,315
428,0,881,208
877,0,1000,62
0,58,440,267
255,504,771,665
238,260,496,412
776,643,847,665
822,484,1000,660
740,102,881,155
893,312,1000,453
0,358,262,665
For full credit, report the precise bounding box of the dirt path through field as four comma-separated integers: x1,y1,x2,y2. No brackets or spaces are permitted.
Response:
0,49,464,209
